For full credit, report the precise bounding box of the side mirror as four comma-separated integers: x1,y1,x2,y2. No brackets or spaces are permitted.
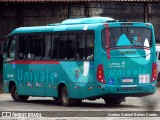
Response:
2,42,7,53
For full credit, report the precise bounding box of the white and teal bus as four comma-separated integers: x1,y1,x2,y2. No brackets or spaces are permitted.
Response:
2,17,157,106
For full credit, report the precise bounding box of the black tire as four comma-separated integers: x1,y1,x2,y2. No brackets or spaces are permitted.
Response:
61,87,71,106
104,96,124,105
11,85,29,102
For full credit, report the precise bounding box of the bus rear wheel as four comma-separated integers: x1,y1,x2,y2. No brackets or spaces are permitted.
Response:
11,85,29,102
61,87,71,106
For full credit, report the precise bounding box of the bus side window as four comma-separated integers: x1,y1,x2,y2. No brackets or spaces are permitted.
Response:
51,35,58,60
19,36,27,60
35,37,43,60
68,34,76,60
86,33,94,60
43,35,52,60
77,34,85,60
59,34,68,60
26,36,34,60
26,35,43,60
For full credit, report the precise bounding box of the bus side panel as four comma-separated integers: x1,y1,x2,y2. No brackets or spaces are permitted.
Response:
78,61,95,99
45,81,57,97
59,61,81,99
59,61,95,99
51,63,68,98
68,82,80,99
44,64,59,97
16,64,45,96
14,63,60,97
76,61,95,99
17,64,27,95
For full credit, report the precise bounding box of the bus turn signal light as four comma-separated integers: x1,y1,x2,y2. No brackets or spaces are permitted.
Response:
151,63,157,82
97,64,106,84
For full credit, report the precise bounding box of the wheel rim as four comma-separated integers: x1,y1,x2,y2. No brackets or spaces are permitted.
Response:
62,89,68,103
14,88,19,99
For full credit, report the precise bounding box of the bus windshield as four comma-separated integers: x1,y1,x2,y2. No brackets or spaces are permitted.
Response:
102,27,152,49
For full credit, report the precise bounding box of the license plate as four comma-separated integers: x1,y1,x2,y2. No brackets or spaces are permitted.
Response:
122,78,133,83
139,74,150,83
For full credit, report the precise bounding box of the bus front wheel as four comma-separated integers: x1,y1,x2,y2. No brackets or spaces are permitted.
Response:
61,87,71,106
11,85,29,102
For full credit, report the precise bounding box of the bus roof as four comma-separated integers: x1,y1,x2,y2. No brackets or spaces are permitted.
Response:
60,17,115,25
10,17,152,35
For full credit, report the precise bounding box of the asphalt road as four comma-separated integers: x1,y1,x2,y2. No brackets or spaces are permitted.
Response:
0,88,160,120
